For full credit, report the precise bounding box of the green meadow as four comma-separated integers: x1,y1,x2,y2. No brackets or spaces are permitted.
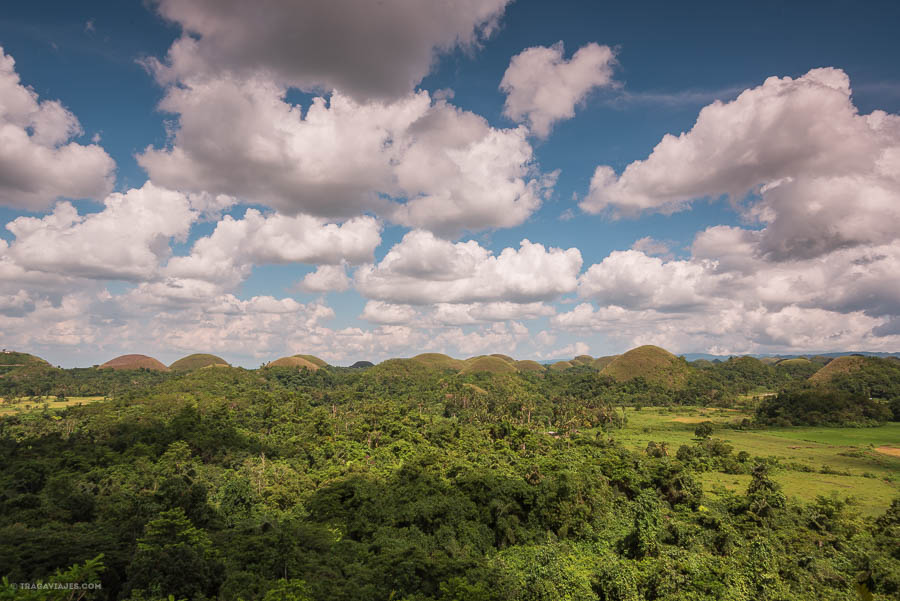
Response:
616,406,900,516
0,395,106,415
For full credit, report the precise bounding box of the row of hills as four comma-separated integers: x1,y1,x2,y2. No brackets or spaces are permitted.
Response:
3,346,897,389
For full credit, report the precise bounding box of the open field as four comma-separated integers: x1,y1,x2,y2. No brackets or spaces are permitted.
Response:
616,406,900,516
0,396,106,415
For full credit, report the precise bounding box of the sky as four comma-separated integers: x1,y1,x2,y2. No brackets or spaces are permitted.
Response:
1,0,900,368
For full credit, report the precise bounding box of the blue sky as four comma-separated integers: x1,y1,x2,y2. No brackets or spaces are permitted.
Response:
1,0,900,367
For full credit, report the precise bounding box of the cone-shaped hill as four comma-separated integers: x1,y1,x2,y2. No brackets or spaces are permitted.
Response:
100,354,169,371
460,356,518,374
549,360,574,371
410,353,465,370
776,357,813,367
515,360,546,372
599,345,688,387
591,355,618,370
809,355,867,384
267,356,320,370
292,354,328,368
572,355,594,365
490,354,516,364
0,351,49,367
0,351,50,374
169,353,230,371
350,360,374,369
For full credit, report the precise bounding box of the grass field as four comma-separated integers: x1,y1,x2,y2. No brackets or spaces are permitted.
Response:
0,396,106,415
616,406,900,516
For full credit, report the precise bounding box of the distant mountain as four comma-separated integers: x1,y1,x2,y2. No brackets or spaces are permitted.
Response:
349,360,374,369
682,351,900,361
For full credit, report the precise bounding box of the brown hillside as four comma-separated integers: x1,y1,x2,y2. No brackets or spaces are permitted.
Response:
169,353,229,371
599,345,688,388
490,354,516,364
809,355,867,384
268,356,320,370
460,356,518,374
515,360,546,372
100,354,169,371
571,355,594,365
549,360,574,371
411,353,465,370
591,355,618,370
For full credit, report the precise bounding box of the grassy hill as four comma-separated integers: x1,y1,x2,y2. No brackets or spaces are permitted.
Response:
599,345,689,387
515,360,545,372
169,353,230,371
571,355,594,365
775,357,812,367
100,354,170,371
489,354,516,364
267,356,320,370
0,351,50,375
349,360,374,369
411,353,465,370
549,360,574,371
459,356,518,374
591,355,618,370
809,355,867,384
292,354,329,368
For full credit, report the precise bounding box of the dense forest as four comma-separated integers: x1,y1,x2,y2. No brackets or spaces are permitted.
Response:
0,351,898,600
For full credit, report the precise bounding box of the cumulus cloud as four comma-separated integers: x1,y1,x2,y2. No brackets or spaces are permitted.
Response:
299,264,351,293
140,81,548,235
355,230,582,305
165,210,381,291
5,182,195,281
0,47,115,209
501,42,616,137
581,68,900,263
148,0,510,101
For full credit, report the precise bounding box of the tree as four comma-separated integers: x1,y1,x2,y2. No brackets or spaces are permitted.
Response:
125,508,222,600
694,422,714,439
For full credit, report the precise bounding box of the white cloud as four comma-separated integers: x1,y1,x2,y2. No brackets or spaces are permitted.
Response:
540,341,590,359
631,236,672,258
299,264,351,293
501,42,616,137
578,250,714,312
148,0,511,101
355,229,582,304
580,68,900,250
360,301,419,325
165,209,381,290
140,81,548,235
0,47,115,209
5,182,195,281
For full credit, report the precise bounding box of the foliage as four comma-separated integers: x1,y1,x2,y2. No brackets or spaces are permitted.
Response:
0,360,897,600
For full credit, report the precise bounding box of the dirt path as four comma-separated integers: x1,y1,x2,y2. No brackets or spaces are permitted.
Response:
874,446,900,458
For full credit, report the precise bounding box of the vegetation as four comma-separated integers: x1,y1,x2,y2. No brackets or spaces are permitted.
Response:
99,355,170,372
756,388,893,427
169,354,230,371
266,356,320,370
459,355,518,374
600,345,690,388
0,347,898,600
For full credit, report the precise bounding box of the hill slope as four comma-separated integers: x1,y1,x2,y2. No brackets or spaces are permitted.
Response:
411,353,465,370
809,355,867,384
169,353,230,371
100,354,170,371
268,356,320,370
600,345,688,387
460,356,518,374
